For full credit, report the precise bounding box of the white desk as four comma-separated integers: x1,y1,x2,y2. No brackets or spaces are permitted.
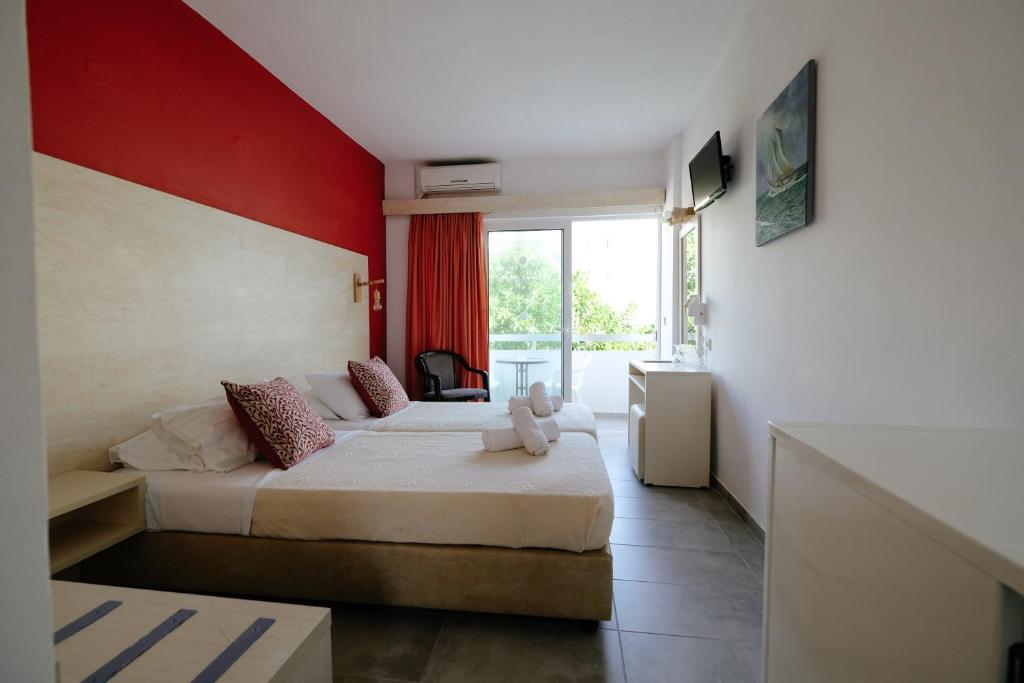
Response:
765,422,1024,682
627,359,711,487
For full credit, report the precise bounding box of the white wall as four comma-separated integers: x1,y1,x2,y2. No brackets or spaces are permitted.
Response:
0,1,56,679
385,151,665,387
669,0,1024,526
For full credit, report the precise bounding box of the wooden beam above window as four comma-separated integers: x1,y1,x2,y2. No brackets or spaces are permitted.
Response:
382,188,666,216
664,206,696,225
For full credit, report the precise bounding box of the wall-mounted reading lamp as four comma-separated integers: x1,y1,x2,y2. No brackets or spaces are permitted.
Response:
353,274,385,312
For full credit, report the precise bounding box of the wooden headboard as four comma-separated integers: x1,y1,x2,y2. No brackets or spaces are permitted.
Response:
33,154,370,475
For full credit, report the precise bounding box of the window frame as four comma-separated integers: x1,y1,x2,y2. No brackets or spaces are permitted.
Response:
677,216,702,358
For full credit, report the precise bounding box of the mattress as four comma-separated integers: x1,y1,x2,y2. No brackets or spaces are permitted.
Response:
145,430,614,552
326,400,599,439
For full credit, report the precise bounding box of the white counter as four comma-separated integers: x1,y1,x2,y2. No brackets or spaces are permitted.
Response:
627,359,710,486
769,422,1024,595
765,422,1024,682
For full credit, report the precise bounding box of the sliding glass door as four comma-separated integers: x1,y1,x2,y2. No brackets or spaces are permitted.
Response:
486,215,661,411
570,218,659,411
487,222,569,403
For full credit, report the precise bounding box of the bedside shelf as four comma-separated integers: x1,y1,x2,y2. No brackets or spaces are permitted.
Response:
48,470,146,574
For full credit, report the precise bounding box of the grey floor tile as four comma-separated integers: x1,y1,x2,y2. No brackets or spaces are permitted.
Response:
604,464,637,481
610,477,647,497
611,544,760,591
612,480,714,503
613,496,713,524
715,519,764,554
700,501,749,528
603,460,631,473
610,517,733,552
620,631,761,683
421,616,625,682
330,605,444,682
701,491,738,513
740,551,765,586
614,579,762,642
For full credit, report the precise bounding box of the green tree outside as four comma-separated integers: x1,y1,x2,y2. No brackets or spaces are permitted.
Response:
683,227,698,345
488,240,655,352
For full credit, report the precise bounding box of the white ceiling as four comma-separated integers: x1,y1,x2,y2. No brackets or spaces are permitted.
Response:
185,0,752,162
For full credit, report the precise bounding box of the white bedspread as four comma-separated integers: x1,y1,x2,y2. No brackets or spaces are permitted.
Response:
146,430,613,552
326,401,598,439
252,431,612,551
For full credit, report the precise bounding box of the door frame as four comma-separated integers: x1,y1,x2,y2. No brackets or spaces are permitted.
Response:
485,217,572,398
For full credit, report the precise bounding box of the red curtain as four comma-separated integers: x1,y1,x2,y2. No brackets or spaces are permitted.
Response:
405,213,489,399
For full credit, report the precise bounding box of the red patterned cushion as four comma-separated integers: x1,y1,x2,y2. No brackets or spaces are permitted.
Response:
348,357,409,417
221,377,335,469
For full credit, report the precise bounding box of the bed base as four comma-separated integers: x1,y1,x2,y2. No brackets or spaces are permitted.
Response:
83,531,613,622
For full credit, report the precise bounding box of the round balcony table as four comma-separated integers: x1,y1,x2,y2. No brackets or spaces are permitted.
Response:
495,358,549,396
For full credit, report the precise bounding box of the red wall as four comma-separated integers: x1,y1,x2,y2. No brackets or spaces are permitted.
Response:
26,0,386,358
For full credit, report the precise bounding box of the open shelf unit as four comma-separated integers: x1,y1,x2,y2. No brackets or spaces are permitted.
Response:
48,470,146,573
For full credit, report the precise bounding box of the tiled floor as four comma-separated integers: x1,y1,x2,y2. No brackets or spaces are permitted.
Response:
325,417,765,682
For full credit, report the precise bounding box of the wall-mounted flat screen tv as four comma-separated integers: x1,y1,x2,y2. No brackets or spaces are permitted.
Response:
689,131,732,211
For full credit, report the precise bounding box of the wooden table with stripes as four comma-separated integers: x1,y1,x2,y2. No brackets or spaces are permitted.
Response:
51,581,330,682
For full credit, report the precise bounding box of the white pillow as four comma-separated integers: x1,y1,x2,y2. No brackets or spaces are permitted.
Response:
306,372,371,421
302,389,340,420
152,398,255,472
109,430,193,471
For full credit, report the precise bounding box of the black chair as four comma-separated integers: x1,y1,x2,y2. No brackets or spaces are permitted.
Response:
414,350,490,402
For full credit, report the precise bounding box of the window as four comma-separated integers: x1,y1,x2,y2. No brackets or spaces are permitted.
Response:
571,217,659,354
680,219,701,352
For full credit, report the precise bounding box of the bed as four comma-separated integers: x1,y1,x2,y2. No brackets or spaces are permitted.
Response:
326,399,599,439
37,155,612,623
85,430,615,621
143,431,612,551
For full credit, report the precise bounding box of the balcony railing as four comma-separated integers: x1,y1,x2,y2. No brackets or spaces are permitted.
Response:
488,333,657,414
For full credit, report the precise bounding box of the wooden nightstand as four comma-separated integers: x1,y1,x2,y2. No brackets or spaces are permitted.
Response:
48,470,146,574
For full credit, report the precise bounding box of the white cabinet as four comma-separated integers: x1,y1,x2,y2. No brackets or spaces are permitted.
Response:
765,423,1024,683
627,359,711,487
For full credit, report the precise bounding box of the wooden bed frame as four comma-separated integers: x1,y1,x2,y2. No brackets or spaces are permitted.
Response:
36,155,613,624
83,532,613,623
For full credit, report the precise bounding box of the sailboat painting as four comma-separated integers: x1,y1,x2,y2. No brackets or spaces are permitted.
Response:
756,60,816,246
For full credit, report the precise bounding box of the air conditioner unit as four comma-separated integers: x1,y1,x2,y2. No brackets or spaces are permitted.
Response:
418,163,501,197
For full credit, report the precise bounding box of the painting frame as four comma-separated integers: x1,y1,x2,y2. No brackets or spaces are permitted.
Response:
755,59,816,246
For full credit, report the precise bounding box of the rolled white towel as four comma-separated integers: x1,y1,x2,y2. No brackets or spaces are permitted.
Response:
508,396,532,412
481,418,560,452
511,406,550,456
528,381,554,417
509,395,564,414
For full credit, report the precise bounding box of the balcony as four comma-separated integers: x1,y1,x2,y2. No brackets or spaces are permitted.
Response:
489,333,657,415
